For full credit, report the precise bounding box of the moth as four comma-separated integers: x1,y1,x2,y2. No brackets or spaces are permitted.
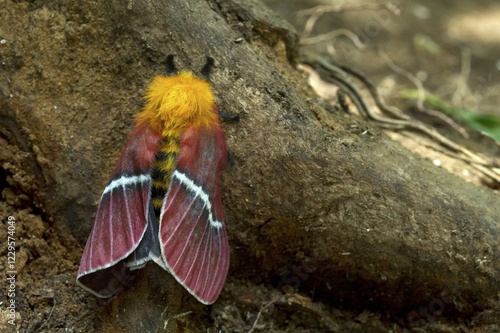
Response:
77,55,231,304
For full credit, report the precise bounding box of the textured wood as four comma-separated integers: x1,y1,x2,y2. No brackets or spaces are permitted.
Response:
0,0,498,331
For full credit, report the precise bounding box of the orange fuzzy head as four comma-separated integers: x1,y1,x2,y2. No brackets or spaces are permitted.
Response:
136,71,218,137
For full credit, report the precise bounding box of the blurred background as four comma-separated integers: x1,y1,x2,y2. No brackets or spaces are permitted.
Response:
263,0,500,117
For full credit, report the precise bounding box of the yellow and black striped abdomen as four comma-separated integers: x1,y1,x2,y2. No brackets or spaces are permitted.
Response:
151,135,180,219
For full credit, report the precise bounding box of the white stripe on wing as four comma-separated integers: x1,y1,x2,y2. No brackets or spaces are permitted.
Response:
102,174,151,197
168,170,223,229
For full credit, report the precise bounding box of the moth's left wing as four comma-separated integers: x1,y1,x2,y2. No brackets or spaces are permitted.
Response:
77,123,161,297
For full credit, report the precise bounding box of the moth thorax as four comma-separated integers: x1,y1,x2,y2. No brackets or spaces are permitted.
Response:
141,72,218,136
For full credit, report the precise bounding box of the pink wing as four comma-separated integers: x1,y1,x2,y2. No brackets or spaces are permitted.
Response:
159,124,230,304
77,123,161,298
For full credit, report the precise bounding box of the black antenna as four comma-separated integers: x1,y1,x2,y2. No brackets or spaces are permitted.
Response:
200,56,215,79
165,54,177,76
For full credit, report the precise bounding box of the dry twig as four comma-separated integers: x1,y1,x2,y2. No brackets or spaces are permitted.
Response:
247,296,281,333
298,51,500,183
377,48,470,138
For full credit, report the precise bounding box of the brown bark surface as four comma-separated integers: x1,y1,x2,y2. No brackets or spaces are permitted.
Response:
0,0,498,332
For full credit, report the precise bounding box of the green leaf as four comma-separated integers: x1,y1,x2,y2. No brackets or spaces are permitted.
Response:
413,33,441,55
401,89,500,142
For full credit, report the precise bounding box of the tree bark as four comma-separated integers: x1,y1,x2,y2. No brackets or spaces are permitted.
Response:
1,0,498,331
